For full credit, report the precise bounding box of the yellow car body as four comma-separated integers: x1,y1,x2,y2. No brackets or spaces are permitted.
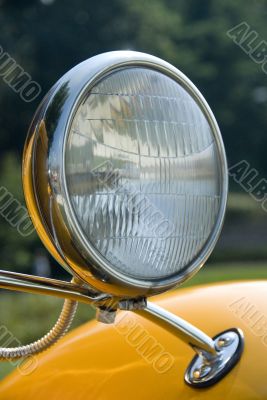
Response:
0,280,266,399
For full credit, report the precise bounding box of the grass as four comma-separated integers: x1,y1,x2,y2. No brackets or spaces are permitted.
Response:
0,293,96,380
0,261,266,380
182,261,267,287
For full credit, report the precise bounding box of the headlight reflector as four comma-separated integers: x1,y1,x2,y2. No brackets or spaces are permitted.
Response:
23,51,227,297
66,67,220,280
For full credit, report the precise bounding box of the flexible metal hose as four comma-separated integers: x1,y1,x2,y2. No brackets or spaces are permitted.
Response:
0,298,78,360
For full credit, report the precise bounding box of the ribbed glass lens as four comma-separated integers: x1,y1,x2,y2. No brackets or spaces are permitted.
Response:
65,67,221,280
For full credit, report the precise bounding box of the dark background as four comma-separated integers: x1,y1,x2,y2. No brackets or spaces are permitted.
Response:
0,0,266,276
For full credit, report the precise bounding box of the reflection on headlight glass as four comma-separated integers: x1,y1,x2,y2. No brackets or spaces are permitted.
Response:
65,67,221,279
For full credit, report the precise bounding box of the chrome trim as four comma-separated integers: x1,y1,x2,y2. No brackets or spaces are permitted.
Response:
0,270,110,305
138,301,217,355
23,51,228,297
137,302,244,387
0,268,244,384
185,328,244,387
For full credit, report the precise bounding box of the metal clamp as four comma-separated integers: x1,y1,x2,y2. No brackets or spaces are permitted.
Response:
0,270,244,386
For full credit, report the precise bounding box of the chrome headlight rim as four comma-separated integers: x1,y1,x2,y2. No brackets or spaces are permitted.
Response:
24,51,228,297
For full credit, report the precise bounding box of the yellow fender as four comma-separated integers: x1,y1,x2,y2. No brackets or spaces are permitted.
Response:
0,281,266,399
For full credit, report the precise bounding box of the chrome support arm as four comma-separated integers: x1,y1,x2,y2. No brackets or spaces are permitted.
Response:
0,269,113,360
0,269,244,387
137,301,217,355
0,269,109,306
136,301,244,387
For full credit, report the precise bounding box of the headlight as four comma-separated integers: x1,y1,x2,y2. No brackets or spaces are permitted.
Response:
23,51,228,298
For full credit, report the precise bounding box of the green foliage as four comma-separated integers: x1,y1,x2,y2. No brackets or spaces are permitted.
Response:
0,0,266,168
0,153,38,271
0,1,266,268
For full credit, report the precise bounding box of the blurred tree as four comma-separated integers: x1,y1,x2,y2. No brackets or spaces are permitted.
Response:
0,153,38,271
0,0,266,169
0,0,266,269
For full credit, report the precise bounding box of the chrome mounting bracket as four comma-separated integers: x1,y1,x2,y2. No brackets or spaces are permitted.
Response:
0,269,244,386
136,302,244,388
185,328,244,387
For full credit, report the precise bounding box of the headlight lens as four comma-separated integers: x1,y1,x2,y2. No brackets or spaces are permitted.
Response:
65,67,221,280
24,51,227,297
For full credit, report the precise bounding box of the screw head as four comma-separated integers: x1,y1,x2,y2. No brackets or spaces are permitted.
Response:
193,369,201,379
217,335,234,348
192,365,211,380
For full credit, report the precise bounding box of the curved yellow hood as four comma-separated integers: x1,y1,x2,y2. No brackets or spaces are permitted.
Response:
1,281,267,399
